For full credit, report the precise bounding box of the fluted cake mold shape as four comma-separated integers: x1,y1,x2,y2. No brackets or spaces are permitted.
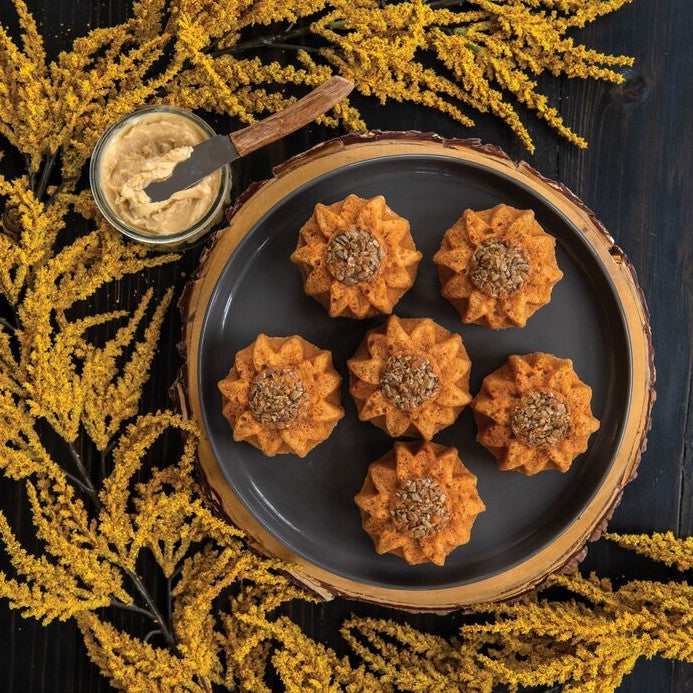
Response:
355,441,485,566
434,204,563,328
472,352,600,475
218,334,344,457
348,315,472,440
291,194,422,319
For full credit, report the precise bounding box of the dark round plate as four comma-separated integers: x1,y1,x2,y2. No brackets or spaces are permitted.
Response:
198,155,631,590
179,134,653,609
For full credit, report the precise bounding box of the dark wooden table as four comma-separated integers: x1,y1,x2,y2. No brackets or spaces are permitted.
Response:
0,1,691,691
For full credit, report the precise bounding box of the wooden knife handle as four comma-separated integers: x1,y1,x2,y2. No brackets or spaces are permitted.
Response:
229,76,354,157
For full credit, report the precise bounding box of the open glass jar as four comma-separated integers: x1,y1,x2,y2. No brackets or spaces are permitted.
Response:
89,105,231,249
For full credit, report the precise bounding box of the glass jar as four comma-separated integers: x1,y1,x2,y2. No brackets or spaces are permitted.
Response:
89,105,231,249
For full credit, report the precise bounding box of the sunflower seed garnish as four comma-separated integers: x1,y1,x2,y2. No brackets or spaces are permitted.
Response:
248,368,306,429
470,238,530,297
326,227,384,286
380,354,439,410
511,389,570,447
390,477,450,538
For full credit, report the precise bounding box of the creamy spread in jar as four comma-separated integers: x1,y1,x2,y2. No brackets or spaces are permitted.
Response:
97,112,221,235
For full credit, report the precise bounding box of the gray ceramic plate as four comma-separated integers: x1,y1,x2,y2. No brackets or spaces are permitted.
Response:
197,153,631,591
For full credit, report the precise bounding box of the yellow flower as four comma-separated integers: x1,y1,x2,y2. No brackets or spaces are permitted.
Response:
605,531,693,572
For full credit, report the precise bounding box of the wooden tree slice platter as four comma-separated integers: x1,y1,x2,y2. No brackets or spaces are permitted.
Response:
174,132,654,611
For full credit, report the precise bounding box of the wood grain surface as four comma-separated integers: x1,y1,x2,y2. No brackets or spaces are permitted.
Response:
0,1,690,691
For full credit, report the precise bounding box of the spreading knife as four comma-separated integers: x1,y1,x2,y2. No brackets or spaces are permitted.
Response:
144,76,354,203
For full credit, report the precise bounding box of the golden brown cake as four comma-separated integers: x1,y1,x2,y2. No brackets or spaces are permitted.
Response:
290,194,422,319
472,352,600,475
433,204,563,329
218,334,344,457
348,315,472,440
354,441,485,566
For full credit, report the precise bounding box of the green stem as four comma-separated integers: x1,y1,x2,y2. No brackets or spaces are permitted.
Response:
0,316,16,333
144,629,162,642
262,42,319,53
214,19,345,57
64,471,91,494
35,153,57,202
24,155,36,193
170,562,184,581
126,569,176,648
68,442,100,505
429,0,472,8
111,599,158,620
45,181,67,206
99,449,107,482
216,26,311,55
99,437,119,481
166,574,172,626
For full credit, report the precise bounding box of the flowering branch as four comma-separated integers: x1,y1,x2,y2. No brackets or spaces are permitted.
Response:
67,442,178,648
125,569,176,648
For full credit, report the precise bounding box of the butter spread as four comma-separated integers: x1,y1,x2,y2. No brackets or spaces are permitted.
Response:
98,112,221,235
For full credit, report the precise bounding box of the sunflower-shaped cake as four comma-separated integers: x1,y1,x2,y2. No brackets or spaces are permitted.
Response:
348,315,472,440
354,441,485,565
290,194,422,319
433,204,563,329
218,334,344,457
472,352,600,475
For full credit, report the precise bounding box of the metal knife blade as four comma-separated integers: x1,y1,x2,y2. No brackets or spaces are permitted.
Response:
144,134,238,203
143,77,354,203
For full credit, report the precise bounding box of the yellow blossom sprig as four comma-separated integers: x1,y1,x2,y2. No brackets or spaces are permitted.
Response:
0,0,636,198
0,108,372,687
342,562,693,693
605,531,693,572
0,175,69,304
307,0,634,152
16,226,176,442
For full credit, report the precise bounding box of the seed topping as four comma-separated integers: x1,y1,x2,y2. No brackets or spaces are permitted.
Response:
326,227,384,286
380,354,439,410
470,238,530,297
390,477,450,539
511,390,570,447
248,368,306,429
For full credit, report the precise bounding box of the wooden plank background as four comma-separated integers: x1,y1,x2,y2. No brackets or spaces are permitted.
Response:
0,1,690,690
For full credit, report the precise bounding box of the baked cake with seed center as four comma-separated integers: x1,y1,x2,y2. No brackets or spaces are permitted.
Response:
354,441,485,566
218,335,344,458
472,352,600,475
348,315,472,440
433,204,562,328
291,194,422,319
